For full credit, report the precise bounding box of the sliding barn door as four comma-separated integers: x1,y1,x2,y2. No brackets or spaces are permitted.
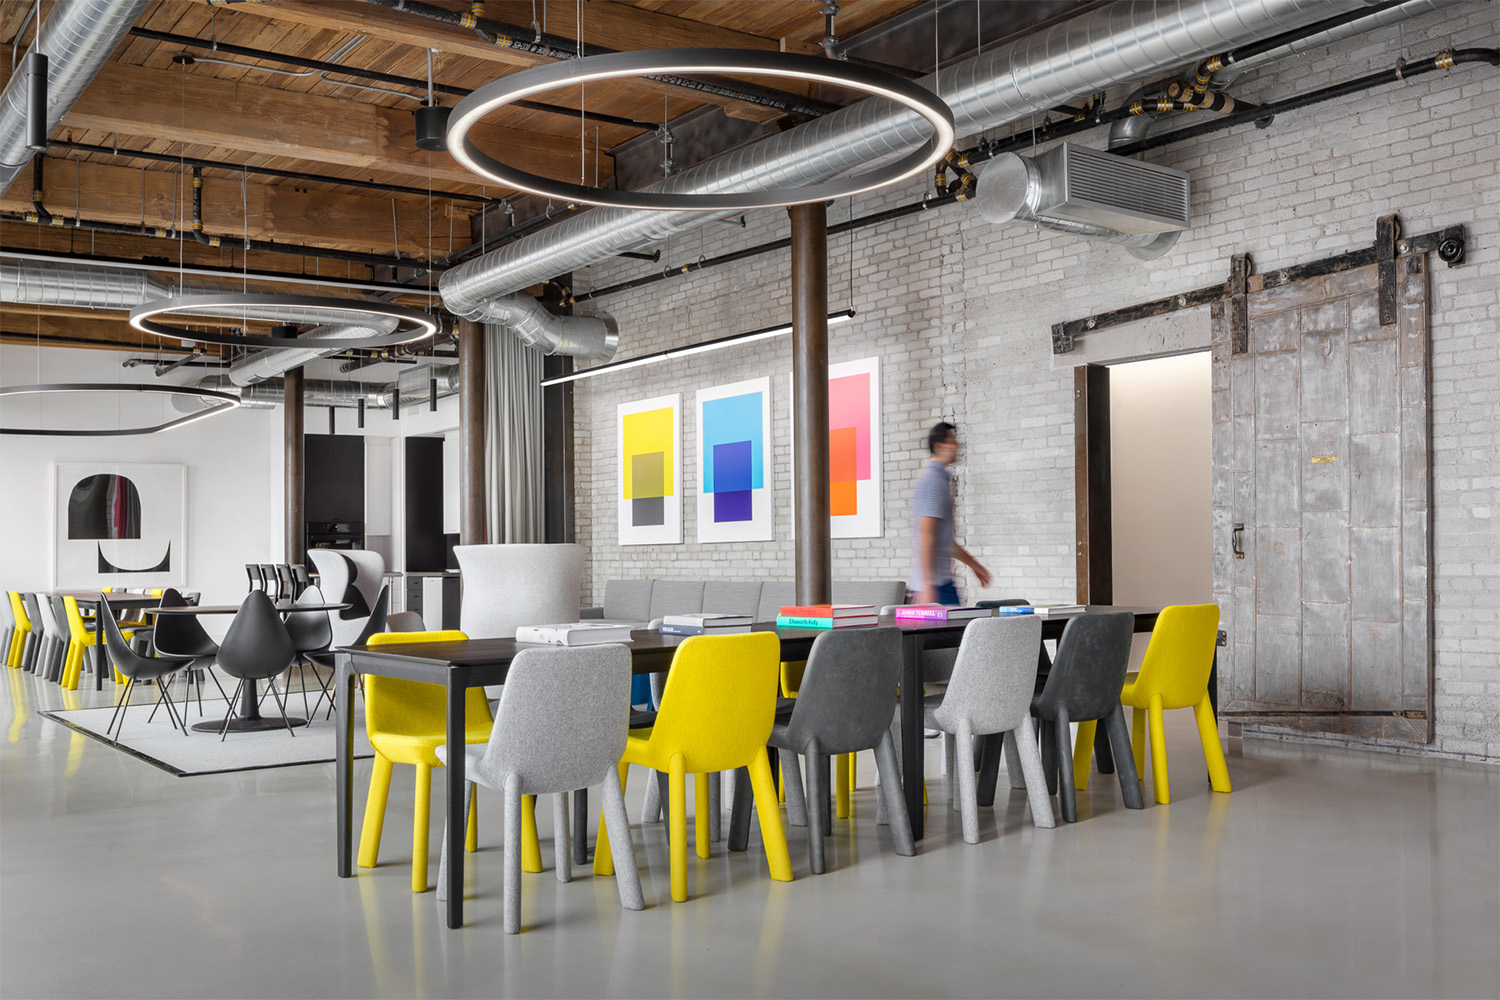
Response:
1212,256,1432,741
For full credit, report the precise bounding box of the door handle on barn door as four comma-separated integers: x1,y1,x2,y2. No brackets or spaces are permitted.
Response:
1232,523,1245,560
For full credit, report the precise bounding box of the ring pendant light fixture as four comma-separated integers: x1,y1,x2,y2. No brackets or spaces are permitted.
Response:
0,383,240,436
447,49,955,211
129,293,440,350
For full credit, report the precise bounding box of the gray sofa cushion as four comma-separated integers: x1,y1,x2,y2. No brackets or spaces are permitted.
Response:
757,582,796,623
602,580,653,622
702,581,764,619
648,581,704,619
833,580,907,609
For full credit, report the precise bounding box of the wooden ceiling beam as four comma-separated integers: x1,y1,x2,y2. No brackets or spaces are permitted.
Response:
0,310,209,354
2,157,470,255
0,44,603,192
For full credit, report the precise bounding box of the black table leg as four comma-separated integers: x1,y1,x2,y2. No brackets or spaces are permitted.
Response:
573,788,588,865
900,634,924,841
1094,724,1116,774
445,671,465,929
335,654,354,878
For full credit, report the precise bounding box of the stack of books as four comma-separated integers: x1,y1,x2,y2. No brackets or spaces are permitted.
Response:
994,604,1087,616
775,604,877,629
658,613,753,636
892,605,993,622
514,622,634,646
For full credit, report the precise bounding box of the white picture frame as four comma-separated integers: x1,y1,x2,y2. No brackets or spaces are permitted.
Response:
54,462,186,589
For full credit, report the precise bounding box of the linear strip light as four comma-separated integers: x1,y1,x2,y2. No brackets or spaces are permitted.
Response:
539,309,854,387
0,382,240,436
130,293,439,351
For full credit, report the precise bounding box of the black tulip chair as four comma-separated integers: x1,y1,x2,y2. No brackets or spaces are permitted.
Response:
216,590,299,740
99,596,190,743
152,588,229,719
281,585,334,717
307,584,388,720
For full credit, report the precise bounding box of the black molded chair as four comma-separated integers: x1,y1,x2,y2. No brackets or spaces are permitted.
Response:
215,591,299,740
99,596,189,742
259,564,283,600
283,585,334,716
152,588,229,718
754,627,915,874
290,564,311,593
246,564,266,592
274,564,297,601
1031,611,1144,822
307,585,389,720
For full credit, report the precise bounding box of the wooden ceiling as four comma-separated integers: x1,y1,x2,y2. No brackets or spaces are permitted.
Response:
0,0,931,355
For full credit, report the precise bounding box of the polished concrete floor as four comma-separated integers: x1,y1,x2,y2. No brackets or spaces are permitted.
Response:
2,666,1496,1000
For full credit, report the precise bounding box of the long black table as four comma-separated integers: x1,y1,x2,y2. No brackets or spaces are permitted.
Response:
334,606,1159,929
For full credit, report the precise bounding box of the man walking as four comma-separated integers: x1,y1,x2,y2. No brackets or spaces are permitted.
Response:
910,421,991,605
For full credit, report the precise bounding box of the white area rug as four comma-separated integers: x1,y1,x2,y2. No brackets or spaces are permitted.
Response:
41,692,375,777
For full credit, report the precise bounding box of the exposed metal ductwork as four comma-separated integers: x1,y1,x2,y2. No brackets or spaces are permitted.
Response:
224,321,399,386
170,368,460,412
0,0,152,193
464,293,619,361
439,0,1400,314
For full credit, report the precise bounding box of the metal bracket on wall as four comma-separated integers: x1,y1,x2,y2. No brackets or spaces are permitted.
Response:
1049,217,1468,355
1377,214,1401,326
1228,252,1252,355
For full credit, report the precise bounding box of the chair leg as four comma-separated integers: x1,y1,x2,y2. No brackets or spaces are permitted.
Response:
779,749,808,827
436,779,474,903
952,724,981,844
1131,706,1149,785
264,680,297,737
694,773,711,860
727,764,753,853
1053,707,1076,824
943,734,957,810
1105,706,1144,809
600,765,644,911
105,679,134,742
521,795,542,873
412,763,432,892
835,754,850,819
466,785,479,853
873,731,916,857
503,774,523,934
358,754,394,868
745,751,793,883
976,734,1003,807
553,791,571,883
668,752,688,902
654,772,672,844
707,770,722,843
1010,716,1056,829
218,680,245,741
641,764,662,823
1148,695,1170,805
805,743,827,874
1094,721,1116,773
1004,727,1028,790
592,761,629,877
1072,720,1098,791
1040,718,1059,796
1194,694,1233,793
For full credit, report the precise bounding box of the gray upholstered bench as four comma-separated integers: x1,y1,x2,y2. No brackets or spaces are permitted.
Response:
581,579,906,627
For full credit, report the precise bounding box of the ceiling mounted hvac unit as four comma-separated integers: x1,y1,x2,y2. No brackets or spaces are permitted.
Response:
976,143,1191,260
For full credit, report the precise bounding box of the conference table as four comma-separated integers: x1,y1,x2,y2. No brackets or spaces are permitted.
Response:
149,601,346,733
334,605,1161,929
52,591,167,691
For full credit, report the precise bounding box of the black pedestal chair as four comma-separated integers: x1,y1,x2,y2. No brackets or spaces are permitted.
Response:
282,585,334,717
306,585,388,720
152,588,229,719
215,591,299,740
1030,611,1144,822
98,596,190,742
739,627,915,875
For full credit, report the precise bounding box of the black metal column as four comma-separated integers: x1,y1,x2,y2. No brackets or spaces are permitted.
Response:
458,318,486,545
790,202,831,606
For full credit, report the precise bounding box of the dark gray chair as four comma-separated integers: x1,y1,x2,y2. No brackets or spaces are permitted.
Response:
152,588,228,718
307,585,388,720
98,596,189,742
215,591,299,740
739,628,915,874
1031,611,1145,822
283,585,334,717
20,592,44,672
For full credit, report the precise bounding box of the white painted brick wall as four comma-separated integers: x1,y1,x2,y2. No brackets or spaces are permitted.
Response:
568,4,1498,760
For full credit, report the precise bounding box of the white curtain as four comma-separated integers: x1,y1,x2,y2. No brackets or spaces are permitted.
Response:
483,325,545,543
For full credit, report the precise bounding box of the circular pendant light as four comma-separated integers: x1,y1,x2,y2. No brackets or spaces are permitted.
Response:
0,382,240,436
129,293,440,350
447,48,955,212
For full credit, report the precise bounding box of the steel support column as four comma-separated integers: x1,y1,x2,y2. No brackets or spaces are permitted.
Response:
458,318,486,544
790,202,831,606
284,366,305,564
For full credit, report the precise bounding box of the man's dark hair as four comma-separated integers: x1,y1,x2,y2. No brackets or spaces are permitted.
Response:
928,421,957,454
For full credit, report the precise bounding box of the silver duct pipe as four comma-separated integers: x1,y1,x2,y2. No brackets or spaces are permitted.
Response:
171,368,461,412
440,0,1392,310
225,321,400,385
468,293,619,360
0,0,152,193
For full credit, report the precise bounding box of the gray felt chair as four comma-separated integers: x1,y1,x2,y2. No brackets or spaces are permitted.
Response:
925,615,1054,842
435,643,643,934
1030,611,1144,823
766,627,915,874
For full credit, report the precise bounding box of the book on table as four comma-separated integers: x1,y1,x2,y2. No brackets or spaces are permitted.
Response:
776,604,874,619
775,614,879,630
514,622,634,646
660,612,754,629
658,623,753,636
891,605,993,622
1030,605,1087,615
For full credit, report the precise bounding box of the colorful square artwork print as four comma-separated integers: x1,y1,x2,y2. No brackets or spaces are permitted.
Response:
696,377,773,543
784,357,883,539
618,395,682,545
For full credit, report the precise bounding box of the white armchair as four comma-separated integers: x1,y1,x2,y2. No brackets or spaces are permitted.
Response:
307,548,387,647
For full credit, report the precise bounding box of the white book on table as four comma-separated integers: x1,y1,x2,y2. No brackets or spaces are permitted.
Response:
1030,605,1087,615
661,612,754,628
514,623,634,646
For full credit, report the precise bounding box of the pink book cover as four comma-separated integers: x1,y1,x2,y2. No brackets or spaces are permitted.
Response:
892,605,953,620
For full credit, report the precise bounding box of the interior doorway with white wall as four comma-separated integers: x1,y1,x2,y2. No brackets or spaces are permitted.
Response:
1109,351,1213,669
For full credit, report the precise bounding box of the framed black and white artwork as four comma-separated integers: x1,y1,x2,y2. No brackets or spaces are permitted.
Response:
54,463,186,589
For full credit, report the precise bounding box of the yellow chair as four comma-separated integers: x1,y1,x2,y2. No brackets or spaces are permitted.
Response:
594,632,792,902
360,630,514,892
60,597,133,691
1115,604,1232,805
6,592,31,668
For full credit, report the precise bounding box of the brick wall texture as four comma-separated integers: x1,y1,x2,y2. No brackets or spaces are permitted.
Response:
566,4,1498,760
